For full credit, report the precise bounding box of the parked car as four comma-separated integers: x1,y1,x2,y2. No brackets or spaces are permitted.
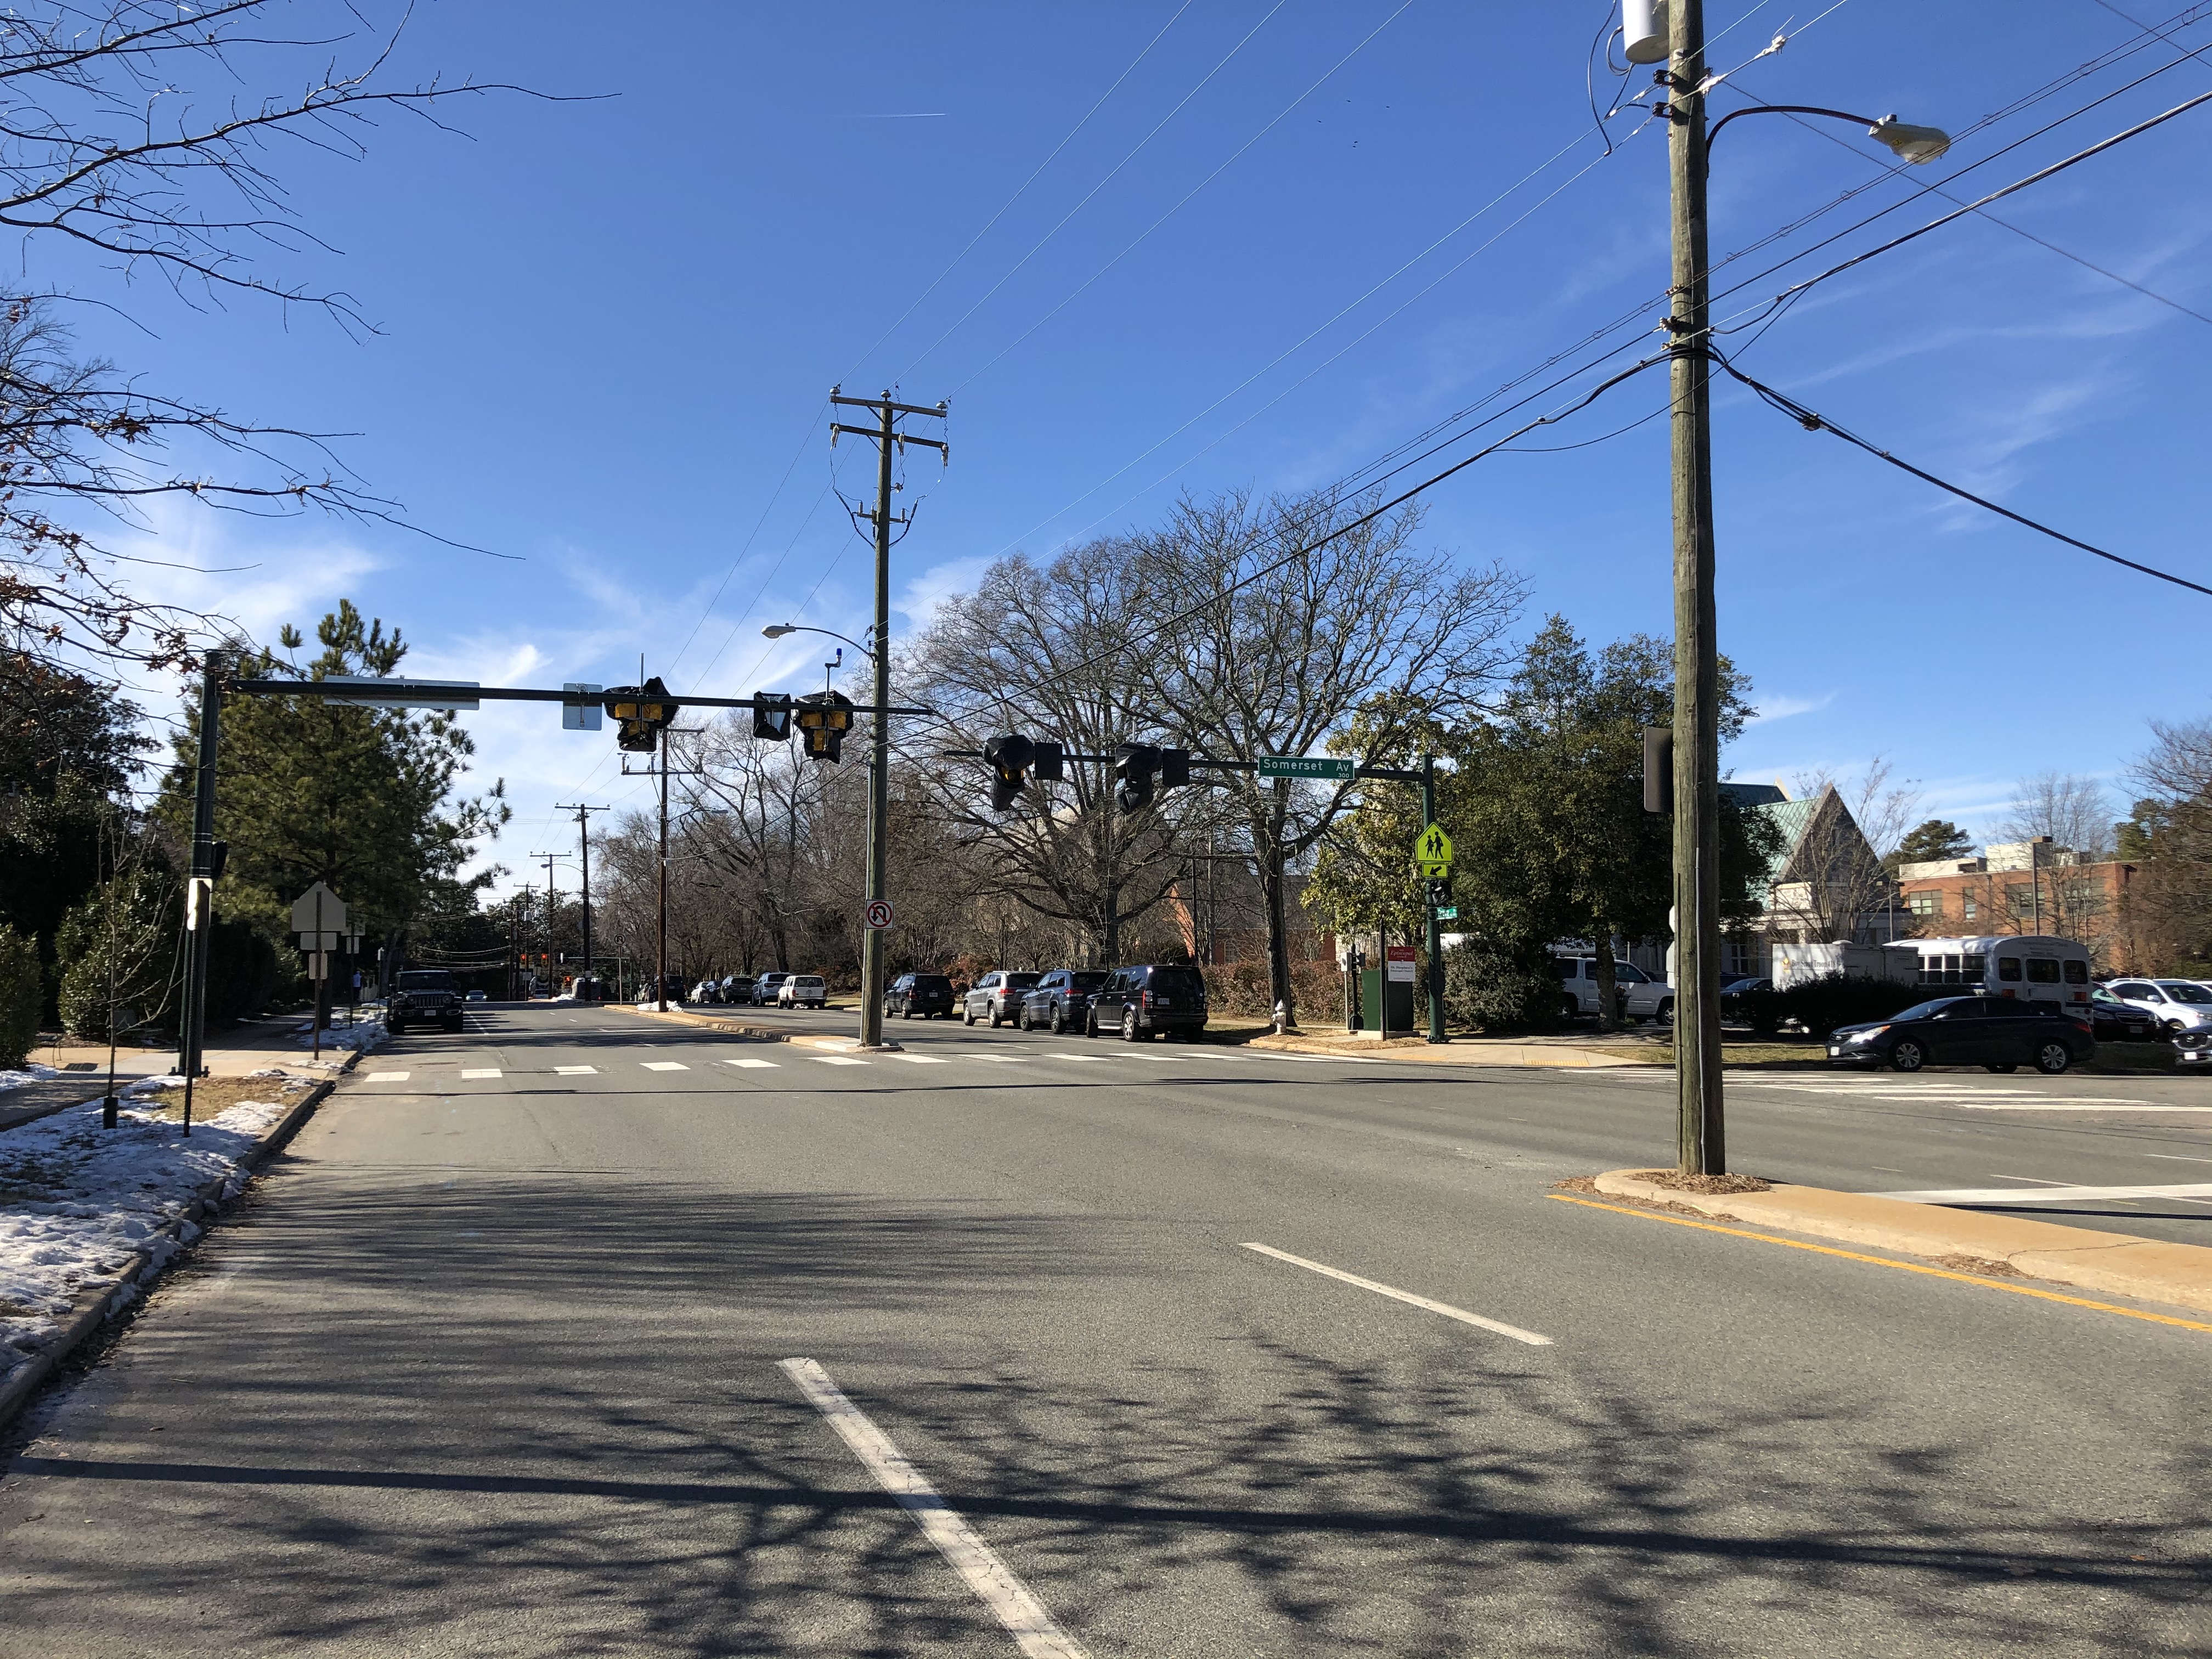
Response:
884,972,956,1019
751,972,792,1006
388,968,465,1035
777,974,827,1009
690,979,722,1005
1020,969,1110,1034
2086,985,2157,1042
1554,956,1675,1024
2102,977,2212,1033
962,970,1042,1027
1088,963,1208,1040
721,974,756,1005
2175,1029,2211,1069
1827,995,2094,1075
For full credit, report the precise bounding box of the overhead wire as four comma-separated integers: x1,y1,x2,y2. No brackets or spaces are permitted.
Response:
1716,352,2212,597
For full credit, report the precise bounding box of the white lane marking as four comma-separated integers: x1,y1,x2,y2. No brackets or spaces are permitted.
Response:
812,1056,870,1067
365,1070,410,1082
1238,1243,1553,1346
1043,1053,1119,1063
780,1358,1088,1659
966,1056,1031,1064
723,1057,780,1069
2147,1153,2212,1163
1874,1182,2212,1205
1750,1082,2209,1110
460,1069,501,1080
888,1053,949,1064
555,1065,596,1075
642,1061,690,1072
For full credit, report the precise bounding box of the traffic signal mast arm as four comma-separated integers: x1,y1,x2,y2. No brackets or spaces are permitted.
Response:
232,678,936,717
943,747,1423,783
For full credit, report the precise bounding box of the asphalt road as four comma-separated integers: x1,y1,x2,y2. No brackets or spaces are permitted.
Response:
4,1002,2207,1656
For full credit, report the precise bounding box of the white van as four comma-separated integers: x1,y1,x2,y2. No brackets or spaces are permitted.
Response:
1891,935,2092,1008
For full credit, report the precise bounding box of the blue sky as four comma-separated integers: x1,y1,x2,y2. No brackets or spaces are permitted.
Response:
69,2,2212,900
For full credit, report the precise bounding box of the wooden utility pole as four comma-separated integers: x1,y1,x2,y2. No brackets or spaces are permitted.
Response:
658,726,670,1012
828,388,946,1048
1666,0,1725,1173
558,802,610,993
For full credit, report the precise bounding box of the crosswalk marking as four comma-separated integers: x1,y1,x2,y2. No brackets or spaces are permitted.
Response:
1750,1081,2210,1111
460,1068,501,1080
555,1065,596,1075
1877,1182,2212,1204
365,1070,409,1082
888,1053,949,1064
812,1056,870,1067
642,1061,689,1072
723,1057,780,1069
1044,1053,1119,1063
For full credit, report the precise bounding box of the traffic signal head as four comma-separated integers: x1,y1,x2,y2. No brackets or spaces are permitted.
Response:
984,733,1036,812
605,676,678,752
795,690,854,761
1158,747,1190,789
1114,742,1160,812
752,693,792,741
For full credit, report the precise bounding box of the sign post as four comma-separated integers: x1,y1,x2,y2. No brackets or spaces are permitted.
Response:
865,899,896,932
290,883,350,1062
1413,773,1452,1042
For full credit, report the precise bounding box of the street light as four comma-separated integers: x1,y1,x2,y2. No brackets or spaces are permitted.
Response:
1657,0,1946,1176
761,622,880,659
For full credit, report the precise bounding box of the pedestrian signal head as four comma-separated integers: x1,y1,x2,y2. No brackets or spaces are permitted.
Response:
795,690,854,762
604,677,678,752
752,693,792,741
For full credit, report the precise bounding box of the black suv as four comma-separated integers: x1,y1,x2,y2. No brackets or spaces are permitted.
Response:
1020,970,1109,1034
885,972,956,1019
1088,964,1207,1040
388,968,465,1035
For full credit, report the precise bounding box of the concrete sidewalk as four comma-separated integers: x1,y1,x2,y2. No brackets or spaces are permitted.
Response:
1593,1168,2212,1319
2,1017,373,1133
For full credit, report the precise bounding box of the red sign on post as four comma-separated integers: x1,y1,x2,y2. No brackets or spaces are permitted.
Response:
1385,944,1417,983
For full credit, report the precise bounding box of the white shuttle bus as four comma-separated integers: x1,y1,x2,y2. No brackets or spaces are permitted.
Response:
1891,935,2093,1007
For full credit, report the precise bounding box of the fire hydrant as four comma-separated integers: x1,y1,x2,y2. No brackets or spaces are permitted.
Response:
1272,999,1289,1035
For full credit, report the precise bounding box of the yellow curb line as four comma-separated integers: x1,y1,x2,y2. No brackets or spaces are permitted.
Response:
1547,1193,2212,1335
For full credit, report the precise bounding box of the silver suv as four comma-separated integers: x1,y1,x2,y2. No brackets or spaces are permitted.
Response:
1555,956,1674,1024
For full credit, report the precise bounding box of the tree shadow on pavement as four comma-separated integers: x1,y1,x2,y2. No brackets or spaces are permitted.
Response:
3,1172,2207,1657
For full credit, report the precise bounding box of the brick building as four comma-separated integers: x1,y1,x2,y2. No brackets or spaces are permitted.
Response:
1894,837,2145,973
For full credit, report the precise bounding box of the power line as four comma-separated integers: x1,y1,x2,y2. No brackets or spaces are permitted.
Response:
1717,353,2212,599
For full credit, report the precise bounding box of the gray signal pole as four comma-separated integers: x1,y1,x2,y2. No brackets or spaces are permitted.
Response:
828,388,946,1049
558,802,610,991
1666,0,1725,1174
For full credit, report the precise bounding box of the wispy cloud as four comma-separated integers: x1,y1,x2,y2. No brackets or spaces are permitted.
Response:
1745,691,1834,726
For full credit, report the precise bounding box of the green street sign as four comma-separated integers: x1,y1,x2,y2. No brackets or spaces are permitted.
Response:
1432,905,1459,920
1257,755,1355,780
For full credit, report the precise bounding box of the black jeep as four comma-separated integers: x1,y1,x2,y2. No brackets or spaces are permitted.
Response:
389,969,465,1035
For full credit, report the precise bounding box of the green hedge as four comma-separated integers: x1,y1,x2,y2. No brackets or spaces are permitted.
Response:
0,924,41,1067
1737,973,1930,1037
1443,936,1571,1034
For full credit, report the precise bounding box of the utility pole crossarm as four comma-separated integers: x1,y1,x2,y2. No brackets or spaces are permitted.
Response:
830,392,947,419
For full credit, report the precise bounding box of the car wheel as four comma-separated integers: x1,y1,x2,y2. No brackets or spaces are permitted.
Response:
1559,995,1579,1022
1890,1040,1926,1073
1656,998,1674,1026
2034,1042,2071,1076
1085,1011,1098,1038
902,1006,913,1019
1122,1009,1139,1042
988,1008,1001,1028
1985,1063,2018,1073
963,1006,975,1025
1049,1006,1065,1035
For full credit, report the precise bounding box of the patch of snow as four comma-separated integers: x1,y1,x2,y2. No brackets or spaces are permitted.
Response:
0,1092,292,1387
0,1062,60,1094
291,1018,386,1054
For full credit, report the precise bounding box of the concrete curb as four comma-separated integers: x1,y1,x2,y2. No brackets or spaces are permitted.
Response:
613,1004,904,1052
1244,1033,1643,1066
1592,1169,2212,1318
0,1043,369,1434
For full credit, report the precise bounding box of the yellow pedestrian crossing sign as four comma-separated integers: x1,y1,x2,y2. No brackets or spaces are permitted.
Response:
1413,823,1454,876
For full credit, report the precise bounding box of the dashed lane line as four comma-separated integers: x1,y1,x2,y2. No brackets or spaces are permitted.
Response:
812,1056,870,1067
459,1069,501,1080
888,1053,949,1064
780,1358,1088,1658
555,1065,596,1075
641,1061,690,1072
365,1070,409,1082
723,1057,780,1069
1238,1242,1553,1346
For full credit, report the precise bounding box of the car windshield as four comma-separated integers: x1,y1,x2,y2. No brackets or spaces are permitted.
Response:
2158,982,2212,1003
397,972,453,991
1892,998,1969,1023
1003,973,1042,989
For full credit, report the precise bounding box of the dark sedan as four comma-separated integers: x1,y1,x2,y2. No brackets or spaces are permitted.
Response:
2086,986,2157,1043
1828,995,2094,1075
1019,969,1109,1034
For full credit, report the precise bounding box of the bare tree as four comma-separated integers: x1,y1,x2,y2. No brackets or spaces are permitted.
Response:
901,541,1200,965
0,3,546,672
1139,489,1525,1025
2126,720,2212,966
1996,771,2115,860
